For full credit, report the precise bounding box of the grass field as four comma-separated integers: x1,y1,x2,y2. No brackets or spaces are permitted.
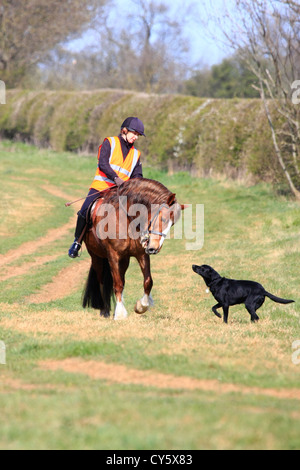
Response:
0,140,299,450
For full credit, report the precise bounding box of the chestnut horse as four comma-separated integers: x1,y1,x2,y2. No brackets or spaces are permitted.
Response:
82,178,183,320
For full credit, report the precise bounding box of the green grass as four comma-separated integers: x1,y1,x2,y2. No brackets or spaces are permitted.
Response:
0,141,299,450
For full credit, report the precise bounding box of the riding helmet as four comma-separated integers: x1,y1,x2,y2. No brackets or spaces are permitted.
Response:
121,117,146,136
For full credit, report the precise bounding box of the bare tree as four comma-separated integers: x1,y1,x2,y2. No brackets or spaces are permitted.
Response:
203,0,300,199
129,0,188,92
34,0,192,93
90,0,190,93
0,0,107,87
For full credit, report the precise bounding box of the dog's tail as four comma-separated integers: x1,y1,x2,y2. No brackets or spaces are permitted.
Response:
265,291,294,305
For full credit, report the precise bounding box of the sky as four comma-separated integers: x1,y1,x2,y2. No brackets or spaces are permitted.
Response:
67,0,233,69
169,0,233,67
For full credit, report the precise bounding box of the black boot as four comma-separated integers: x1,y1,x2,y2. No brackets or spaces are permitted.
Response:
68,212,87,258
68,240,82,258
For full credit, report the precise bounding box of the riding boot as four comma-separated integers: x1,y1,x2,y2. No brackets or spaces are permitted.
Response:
68,212,87,258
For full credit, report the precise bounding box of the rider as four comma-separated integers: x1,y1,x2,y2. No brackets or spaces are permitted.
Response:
68,117,145,258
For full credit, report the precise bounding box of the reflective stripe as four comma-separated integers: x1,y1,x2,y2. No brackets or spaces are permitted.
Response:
94,175,115,185
130,148,139,173
109,137,116,163
110,148,139,177
110,164,131,177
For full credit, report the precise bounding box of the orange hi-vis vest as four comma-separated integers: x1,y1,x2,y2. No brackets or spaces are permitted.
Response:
90,136,140,192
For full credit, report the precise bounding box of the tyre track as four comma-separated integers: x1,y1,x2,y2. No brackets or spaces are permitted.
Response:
0,184,89,302
0,184,78,271
27,258,90,303
39,358,300,401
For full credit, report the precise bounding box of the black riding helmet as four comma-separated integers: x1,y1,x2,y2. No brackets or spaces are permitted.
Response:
121,117,146,137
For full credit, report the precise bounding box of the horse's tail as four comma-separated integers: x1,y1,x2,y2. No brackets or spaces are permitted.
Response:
82,258,114,312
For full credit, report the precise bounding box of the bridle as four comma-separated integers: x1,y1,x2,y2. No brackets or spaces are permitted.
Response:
140,203,170,246
118,195,171,247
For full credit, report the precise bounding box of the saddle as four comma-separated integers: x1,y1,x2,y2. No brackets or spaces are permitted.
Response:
86,195,104,226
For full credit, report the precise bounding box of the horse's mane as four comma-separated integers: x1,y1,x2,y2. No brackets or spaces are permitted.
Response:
105,178,174,209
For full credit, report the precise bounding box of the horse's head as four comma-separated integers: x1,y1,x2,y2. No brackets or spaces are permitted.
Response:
109,178,185,256
141,193,183,255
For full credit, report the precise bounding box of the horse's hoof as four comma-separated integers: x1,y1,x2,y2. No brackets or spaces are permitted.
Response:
114,313,128,320
100,310,110,318
114,302,128,320
135,300,148,314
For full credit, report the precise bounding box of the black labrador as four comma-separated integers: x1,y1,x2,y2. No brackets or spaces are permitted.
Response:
192,264,294,324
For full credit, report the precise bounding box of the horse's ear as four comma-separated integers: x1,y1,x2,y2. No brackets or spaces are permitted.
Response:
167,193,176,206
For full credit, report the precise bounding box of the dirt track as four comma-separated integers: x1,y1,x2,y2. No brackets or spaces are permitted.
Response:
38,358,300,400
0,184,89,301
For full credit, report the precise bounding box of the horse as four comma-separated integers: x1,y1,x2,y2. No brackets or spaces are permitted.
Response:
82,178,184,320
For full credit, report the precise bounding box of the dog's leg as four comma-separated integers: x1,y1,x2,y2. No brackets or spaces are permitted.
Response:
245,303,260,323
222,306,229,324
212,303,222,319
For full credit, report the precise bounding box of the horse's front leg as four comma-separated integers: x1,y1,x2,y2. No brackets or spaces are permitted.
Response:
135,253,154,314
109,254,130,320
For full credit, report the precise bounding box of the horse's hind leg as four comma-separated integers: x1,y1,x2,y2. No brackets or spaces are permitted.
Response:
92,256,111,317
135,254,154,314
99,283,110,318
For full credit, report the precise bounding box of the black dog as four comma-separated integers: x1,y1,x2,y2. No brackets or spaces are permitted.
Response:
192,264,294,323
